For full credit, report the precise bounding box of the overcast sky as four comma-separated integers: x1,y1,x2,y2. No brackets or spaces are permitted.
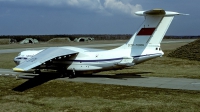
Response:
0,0,199,35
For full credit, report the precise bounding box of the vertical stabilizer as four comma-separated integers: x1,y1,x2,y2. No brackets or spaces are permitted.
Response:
118,9,187,57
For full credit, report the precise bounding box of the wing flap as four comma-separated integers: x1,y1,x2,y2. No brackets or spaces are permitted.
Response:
13,47,78,71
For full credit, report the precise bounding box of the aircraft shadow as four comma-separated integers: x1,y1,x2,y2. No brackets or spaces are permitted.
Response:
77,72,152,79
12,72,152,92
12,72,60,92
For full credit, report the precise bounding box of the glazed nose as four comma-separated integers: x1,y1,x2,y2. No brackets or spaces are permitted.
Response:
14,57,21,65
14,59,20,65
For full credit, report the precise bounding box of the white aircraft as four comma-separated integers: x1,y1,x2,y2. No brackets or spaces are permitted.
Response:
13,9,187,78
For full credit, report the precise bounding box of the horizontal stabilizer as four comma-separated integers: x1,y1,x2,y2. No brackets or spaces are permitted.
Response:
145,9,165,15
13,47,78,72
117,57,134,66
135,9,189,16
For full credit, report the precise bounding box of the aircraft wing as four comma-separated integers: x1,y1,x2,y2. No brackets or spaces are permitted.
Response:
13,47,78,72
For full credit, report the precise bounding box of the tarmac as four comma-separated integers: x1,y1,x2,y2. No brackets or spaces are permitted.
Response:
0,69,200,91
60,76,200,91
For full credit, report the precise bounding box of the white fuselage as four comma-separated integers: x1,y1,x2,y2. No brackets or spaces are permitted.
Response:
14,45,163,73
68,47,163,71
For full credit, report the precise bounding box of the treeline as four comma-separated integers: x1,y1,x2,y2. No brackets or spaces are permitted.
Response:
0,34,132,42
0,34,199,42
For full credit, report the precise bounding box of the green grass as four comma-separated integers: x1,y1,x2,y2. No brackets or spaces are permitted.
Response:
0,39,10,45
0,76,200,111
0,53,18,69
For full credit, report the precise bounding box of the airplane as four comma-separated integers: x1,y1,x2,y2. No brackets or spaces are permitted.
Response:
13,9,188,78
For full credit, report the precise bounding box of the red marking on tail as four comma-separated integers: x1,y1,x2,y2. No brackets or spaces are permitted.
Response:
137,28,156,35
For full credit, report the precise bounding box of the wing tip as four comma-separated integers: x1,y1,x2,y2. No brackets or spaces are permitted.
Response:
13,68,24,72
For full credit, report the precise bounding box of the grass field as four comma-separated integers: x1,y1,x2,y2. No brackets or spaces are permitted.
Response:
0,53,18,69
0,39,10,45
0,76,200,111
0,40,200,111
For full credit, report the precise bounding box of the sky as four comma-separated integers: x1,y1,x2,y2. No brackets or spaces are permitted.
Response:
0,0,199,36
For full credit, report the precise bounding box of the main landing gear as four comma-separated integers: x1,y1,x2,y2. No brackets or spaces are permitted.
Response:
33,67,76,79
58,67,76,79
68,68,76,79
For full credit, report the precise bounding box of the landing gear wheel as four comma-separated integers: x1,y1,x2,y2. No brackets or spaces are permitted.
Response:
68,74,74,79
69,69,76,79
60,72,67,78
57,66,67,78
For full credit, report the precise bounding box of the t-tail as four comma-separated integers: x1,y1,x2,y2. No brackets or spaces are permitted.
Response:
116,9,188,63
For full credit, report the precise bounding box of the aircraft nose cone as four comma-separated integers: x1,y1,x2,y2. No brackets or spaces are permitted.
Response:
14,57,29,65
14,57,22,65
14,59,20,65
